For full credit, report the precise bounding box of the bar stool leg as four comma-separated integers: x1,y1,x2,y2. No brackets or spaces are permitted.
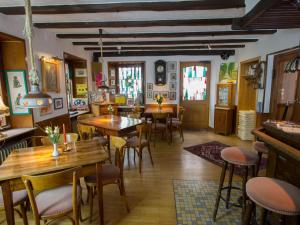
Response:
213,161,228,221
243,200,255,225
259,208,268,225
256,152,263,176
225,164,234,209
242,166,249,219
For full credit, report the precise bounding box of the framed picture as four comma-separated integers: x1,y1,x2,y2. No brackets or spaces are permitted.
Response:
110,79,115,86
147,91,153,99
75,68,87,77
54,98,63,110
76,83,88,95
169,92,176,100
4,70,30,115
160,91,169,99
147,83,153,91
169,82,177,91
153,91,160,100
170,72,177,82
111,89,116,95
40,105,53,117
42,59,60,93
110,68,116,77
127,98,134,106
167,61,177,73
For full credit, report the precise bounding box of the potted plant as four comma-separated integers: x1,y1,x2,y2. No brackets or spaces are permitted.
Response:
45,126,60,157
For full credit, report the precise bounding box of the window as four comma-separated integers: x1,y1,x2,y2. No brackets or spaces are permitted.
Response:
118,65,143,99
182,65,208,101
108,62,145,101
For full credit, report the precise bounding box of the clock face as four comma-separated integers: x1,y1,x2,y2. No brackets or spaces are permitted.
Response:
157,65,164,73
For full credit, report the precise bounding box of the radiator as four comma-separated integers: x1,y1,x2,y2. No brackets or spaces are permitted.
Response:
0,140,28,165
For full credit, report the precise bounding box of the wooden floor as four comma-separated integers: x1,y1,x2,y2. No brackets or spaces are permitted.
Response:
1,130,253,225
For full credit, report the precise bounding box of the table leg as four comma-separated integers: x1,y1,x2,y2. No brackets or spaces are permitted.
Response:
96,163,104,225
1,181,15,225
107,134,111,162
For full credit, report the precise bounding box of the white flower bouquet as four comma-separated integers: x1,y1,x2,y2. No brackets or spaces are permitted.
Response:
44,126,60,144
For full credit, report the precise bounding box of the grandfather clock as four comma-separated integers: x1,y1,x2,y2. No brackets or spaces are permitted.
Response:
155,60,167,85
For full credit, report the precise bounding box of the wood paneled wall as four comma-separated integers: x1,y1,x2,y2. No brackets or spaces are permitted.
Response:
0,39,34,128
35,113,72,135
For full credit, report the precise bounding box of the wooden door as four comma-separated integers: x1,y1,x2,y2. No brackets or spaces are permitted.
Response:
271,50,300,122
180,62,210,129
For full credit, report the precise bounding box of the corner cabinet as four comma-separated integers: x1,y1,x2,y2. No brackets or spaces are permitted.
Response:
214,83,236,135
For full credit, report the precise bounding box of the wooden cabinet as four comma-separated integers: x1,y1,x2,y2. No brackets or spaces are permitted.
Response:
214,107,234,135
91,102,118,116
216,83,235,108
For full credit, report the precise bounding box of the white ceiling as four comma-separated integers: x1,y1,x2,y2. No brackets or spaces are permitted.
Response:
0,0,271,53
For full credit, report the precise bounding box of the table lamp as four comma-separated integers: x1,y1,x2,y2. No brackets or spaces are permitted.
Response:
0,95,9,138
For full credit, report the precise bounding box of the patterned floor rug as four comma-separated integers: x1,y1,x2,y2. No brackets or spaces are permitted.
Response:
173,179,242,225
183,141,266,176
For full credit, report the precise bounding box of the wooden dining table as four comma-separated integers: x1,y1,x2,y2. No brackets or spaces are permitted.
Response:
0,139,108,225
79,115,143,154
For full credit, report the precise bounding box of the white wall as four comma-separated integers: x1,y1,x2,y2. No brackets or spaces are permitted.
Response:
0,13,92,123
103,55,235,128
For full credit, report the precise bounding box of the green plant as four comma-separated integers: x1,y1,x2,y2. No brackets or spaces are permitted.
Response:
44,126,60,144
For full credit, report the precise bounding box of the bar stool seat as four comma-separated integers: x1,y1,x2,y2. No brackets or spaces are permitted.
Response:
253,141,269,154
246,177,300,216
221,147,258,166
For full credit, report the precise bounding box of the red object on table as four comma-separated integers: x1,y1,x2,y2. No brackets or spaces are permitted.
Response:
63,124,67,143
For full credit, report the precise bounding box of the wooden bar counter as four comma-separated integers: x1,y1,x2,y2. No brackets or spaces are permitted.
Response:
252,126,300,224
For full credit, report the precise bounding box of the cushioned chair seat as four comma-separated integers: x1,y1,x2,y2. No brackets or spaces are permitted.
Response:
253,141,269,154
35,185,80,217
85,164,120,184
93,136,108,145
221,147,258,166
0,189,27,206
126,136,148,148
246,177,300,216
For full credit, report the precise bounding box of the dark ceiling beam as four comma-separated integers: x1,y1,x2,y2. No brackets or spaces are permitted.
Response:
0,0,245,15
57,30,276,39
73,39,258,46
84,44,245,51
34,18,234,29
232,0,281,29
93,50,235,58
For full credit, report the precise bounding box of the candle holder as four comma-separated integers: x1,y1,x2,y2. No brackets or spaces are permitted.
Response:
63,142,73,152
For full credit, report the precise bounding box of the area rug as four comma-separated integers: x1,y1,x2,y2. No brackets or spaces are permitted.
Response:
183,141,266,176
173,179,242,225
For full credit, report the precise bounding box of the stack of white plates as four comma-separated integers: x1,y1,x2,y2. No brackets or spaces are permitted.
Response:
238,110,256,140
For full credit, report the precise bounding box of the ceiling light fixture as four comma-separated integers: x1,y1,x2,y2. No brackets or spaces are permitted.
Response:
207,44,212,50
284,40,300,73
98,29,109,92
21,0,52,108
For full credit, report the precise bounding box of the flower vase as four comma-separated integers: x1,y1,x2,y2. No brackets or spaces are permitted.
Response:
52,143,59,157
158,104,162,111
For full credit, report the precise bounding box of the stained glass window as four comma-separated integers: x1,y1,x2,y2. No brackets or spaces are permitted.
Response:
118,65,142,99
183,65,208,101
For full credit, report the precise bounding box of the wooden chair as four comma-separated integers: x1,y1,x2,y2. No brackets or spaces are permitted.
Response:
125,123,154,174
152,113,170,145
169,107,185,142
41,133,79,146
22,168,81,225
84,136,130,223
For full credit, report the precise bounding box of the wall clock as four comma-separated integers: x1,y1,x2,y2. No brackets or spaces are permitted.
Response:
155,60,167,85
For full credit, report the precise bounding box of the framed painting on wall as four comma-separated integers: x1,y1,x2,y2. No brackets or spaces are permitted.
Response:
147,83,153,91
42,59,60,93
54,98,63,110
170,72,177,82
169,92,176,100
39,104,53,117
167,61,177,73
169,82,176,91
160,91,169,99
75,68,87,77
147,91,153,99
4,70,30,115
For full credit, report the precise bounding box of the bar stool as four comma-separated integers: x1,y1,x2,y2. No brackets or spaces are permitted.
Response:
253,141,269,175
213,147,258,221
244,177,300,225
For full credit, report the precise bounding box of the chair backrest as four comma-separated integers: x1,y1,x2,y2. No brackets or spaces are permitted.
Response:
178,107,185,122
136,123,151,143
22,168,80,221
110,136,126,176
77,124,96,140
152,113,169,127
41,133,79,145
77,113,95,121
